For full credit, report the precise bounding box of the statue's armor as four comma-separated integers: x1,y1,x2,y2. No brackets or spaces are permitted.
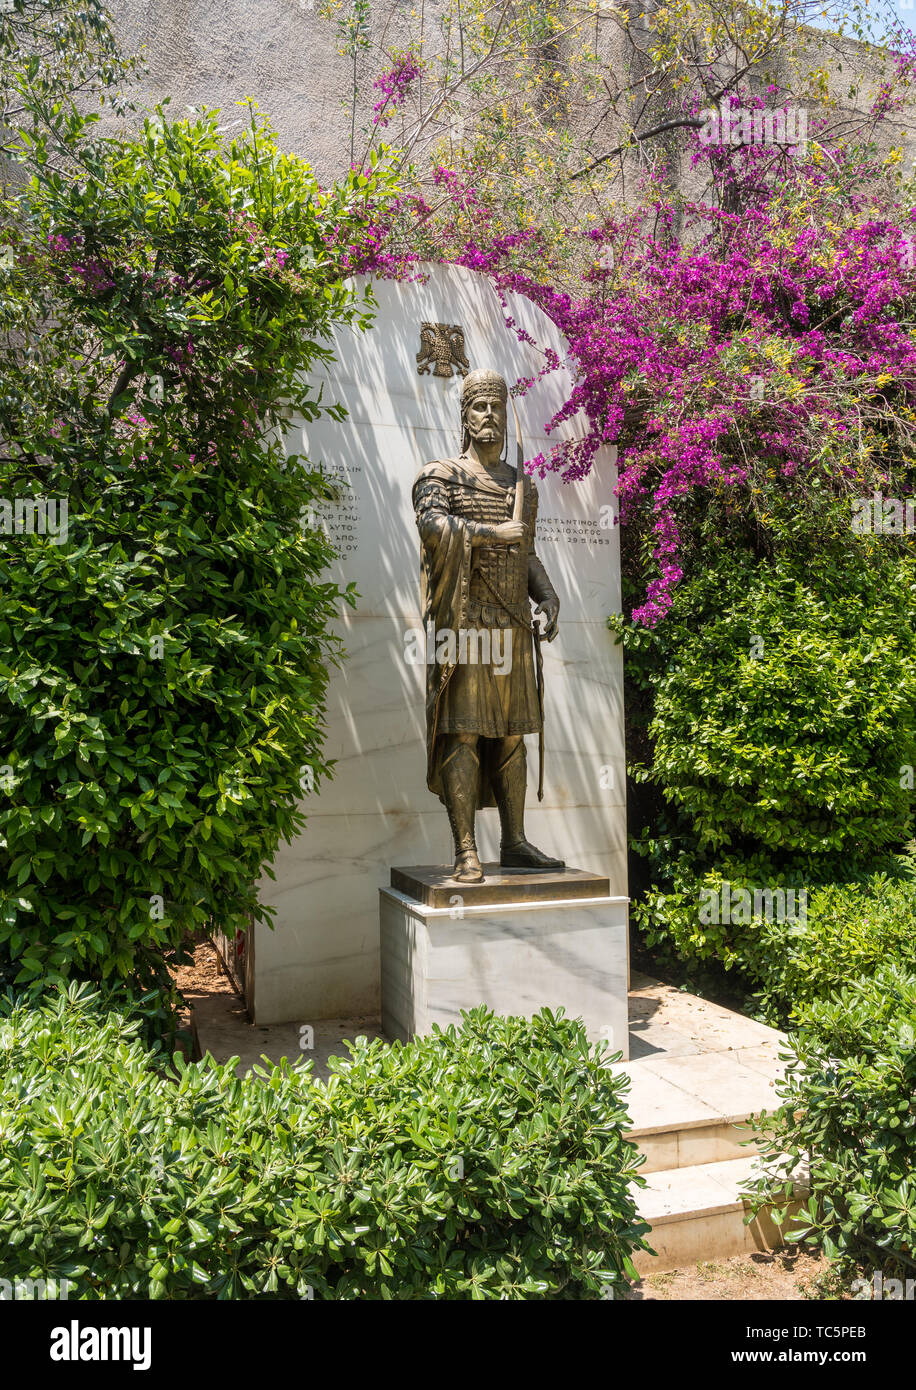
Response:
413,457,543,738
414,467,537,630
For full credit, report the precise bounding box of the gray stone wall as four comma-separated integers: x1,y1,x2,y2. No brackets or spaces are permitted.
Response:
108,0,358,174
107,3,916,190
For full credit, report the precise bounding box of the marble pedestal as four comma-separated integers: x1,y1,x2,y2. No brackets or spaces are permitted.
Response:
380,866,629,1057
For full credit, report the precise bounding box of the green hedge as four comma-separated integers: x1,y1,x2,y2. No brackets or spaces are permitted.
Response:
632,848,916,1022
640,567,916,858
0,986,649,1299
745,965,916,1279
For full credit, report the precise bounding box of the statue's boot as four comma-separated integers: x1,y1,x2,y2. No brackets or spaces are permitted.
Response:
494,741,565,872
441,740,484,883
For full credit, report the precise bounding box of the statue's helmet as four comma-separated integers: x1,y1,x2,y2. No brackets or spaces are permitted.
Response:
461,369,508,414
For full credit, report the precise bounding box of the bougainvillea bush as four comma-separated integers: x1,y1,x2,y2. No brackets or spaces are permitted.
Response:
344,91,916,617
474,122,916,626
0,987,649,1299
0,53,396,988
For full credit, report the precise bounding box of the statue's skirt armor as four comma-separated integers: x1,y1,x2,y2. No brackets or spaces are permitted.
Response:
435,594,540,736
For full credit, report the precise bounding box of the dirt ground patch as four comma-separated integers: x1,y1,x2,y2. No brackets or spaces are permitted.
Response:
173,936,233,1006
171,937,238,1051
629,1249,846,1300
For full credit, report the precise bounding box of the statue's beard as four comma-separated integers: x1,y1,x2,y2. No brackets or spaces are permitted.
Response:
461,420,505,455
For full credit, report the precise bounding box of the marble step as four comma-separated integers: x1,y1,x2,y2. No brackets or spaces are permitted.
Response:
616,1046,785,1174
632,1155,786,1274
633,1115,756,1174
610,975,789,1175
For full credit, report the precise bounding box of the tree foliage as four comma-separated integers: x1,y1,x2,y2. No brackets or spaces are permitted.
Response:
0,7,397,987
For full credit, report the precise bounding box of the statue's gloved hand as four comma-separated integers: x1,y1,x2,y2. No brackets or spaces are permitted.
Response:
471,520,527,547
533,594,560,641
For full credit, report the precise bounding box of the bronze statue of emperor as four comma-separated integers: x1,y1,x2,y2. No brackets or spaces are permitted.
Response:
412,368,565,884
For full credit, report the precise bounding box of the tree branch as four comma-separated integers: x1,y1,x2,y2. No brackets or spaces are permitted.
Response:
567,116,706,182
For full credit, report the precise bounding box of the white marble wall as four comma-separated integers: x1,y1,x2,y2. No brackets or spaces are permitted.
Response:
253,263,626,1024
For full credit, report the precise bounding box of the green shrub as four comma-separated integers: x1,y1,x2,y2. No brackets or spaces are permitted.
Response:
758,868,916,1016
744,965,916,1279
0,986,649,1299
632,847,916,1023
644,569,916,857
1,88,397,988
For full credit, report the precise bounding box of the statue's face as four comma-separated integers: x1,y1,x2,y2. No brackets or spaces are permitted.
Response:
464,394,506,448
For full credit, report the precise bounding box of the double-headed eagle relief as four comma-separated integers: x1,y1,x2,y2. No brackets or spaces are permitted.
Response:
416,321,470,379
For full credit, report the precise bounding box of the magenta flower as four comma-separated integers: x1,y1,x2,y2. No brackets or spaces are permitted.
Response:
372,52,421,127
